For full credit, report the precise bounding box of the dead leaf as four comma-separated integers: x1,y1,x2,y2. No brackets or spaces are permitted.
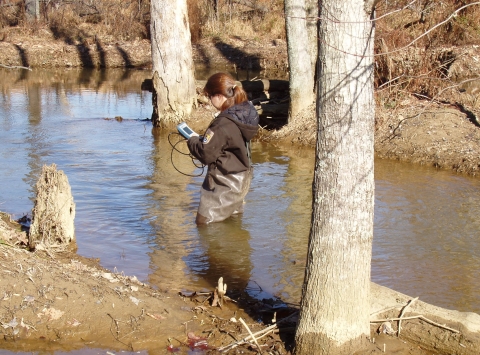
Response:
129,295,141,305
38,307,64,321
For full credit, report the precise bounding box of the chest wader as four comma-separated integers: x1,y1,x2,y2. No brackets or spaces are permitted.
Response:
197,141,253,224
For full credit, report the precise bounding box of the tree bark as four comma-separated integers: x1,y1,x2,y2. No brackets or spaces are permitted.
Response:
294,0,375,354
150,0,197,127
29,164,76,249
25,0,40,20
285,0,316,119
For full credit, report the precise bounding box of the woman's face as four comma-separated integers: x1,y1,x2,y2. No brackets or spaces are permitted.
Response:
210,94,227,111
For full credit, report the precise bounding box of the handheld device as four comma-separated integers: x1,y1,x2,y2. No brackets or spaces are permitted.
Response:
177,122,199,139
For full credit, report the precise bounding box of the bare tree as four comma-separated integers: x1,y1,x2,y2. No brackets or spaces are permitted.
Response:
285,0,317,119
294,0,376,353
150,0,197,127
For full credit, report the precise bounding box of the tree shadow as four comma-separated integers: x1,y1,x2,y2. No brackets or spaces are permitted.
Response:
95,37,106,68
194,44,212,68
75,42,94,67
116,45,134,68
48,24,132,68
13,45,30,81
14,44,29,68
194,37,261,72
213,38,261,70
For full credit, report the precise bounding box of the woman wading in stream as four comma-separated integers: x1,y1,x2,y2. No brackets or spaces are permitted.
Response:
187,72,259,225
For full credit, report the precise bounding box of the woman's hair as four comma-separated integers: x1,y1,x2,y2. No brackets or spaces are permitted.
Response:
203,72,248,111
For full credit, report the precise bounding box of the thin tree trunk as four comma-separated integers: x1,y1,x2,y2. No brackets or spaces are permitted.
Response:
285,0,316,120
25,0,40,20
294,0,376,354
150,0,196,127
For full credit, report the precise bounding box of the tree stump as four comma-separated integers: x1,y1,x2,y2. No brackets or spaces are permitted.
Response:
29,164,76,250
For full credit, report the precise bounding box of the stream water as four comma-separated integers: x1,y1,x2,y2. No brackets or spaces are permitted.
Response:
1,68,480,353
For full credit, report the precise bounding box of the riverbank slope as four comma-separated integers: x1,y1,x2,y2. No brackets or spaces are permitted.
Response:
3,212,480,355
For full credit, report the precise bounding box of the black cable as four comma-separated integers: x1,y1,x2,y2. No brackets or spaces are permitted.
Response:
168,132,206,177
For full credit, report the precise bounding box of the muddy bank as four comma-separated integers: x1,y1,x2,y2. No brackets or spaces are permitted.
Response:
0,30,287,72
2,212,480,355
370,283,480,355
0,213,283,354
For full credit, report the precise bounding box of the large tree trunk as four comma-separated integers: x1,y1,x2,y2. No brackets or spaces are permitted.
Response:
294,0,376,354
285,0,317,119
150,0,197,127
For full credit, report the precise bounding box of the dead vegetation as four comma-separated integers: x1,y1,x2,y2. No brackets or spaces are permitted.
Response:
1,1,480,354
374,1,480,120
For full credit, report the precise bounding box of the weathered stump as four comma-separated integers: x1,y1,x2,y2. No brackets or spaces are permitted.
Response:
29,164,76,250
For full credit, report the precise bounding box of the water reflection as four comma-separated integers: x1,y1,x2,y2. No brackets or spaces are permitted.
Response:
195,217,253,291
1,68,480,324
146,129,202,291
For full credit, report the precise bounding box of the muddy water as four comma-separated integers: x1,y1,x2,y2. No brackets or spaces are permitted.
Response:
1,67,480,336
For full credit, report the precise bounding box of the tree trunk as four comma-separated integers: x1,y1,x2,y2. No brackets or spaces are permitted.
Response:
29,164,76,250
25,0,40,21
285,0,316,119
294,0,375,354
150,0,197,127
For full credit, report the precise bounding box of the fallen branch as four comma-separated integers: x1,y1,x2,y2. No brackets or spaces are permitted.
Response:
370,315,460,333
398,297,418,336
370,305,402,318
239,317,262,354
0,64,31,71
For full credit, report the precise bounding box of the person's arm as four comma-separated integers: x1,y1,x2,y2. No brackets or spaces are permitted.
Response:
187,118,229,165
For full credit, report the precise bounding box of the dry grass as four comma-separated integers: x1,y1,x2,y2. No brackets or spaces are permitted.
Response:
0,0,150,42
188,0,285,43
374,0,480,103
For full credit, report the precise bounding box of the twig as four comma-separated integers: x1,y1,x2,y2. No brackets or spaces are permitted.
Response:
370,305,402,318
0,64,32,70
239,317,262,354
398,297,418,336
371,315,460,333
106,313,131,348
220,323,277,352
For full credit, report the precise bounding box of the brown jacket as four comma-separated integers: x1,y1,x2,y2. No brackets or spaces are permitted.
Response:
187,101,259,175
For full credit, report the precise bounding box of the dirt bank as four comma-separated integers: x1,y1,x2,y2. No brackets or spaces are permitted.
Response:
3,212,480,355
